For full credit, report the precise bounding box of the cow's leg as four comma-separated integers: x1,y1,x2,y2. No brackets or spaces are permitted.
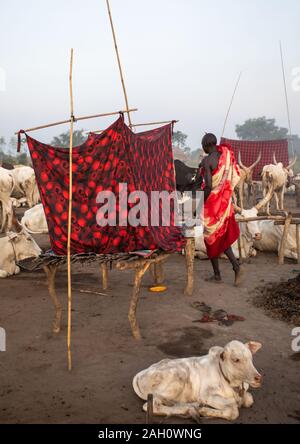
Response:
240,183,244,210
14,265,20,275
129,262,151,340
242,391,254,408
274,192,280,211
143,397,201,422
43,264,62,334
280,188,285,211
184,237,195,296
198,394,239,420
0,269,8,278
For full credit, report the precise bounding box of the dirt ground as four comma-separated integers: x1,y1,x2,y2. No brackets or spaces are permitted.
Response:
0,200,300,424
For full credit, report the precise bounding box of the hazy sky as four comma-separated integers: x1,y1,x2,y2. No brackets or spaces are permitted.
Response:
1,0,300,150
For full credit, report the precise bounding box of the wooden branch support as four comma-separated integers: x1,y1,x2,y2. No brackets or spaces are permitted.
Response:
146,394,154,424
297,225,300,265
278,213,293,265
101,263,109,291
184,237,195,297
238,235,243,263
129,262,151,340
131,120,179,128
43,264,62,334
151,262,165,285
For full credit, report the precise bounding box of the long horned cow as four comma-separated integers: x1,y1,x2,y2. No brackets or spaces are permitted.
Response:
261,154,298,214
236,152,262,209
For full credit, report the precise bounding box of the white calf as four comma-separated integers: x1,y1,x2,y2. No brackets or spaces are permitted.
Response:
133,341,262,422
21,204,48,234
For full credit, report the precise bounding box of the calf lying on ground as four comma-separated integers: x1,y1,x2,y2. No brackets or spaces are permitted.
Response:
0,212,42,278
133,340,262,422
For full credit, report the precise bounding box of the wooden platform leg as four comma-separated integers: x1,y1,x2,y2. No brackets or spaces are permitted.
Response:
101,263,109,290
129,263,151,340
151,263,165,285
43,264,62,334
279,214,292,265
296,225,300,265
184,237,195,297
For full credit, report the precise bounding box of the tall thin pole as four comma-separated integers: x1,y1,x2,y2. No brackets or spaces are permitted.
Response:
279,41,294,153
106,0,132,127
67,48,74,372
221,72,242,138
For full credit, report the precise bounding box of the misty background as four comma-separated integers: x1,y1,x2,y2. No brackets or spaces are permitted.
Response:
0,0,299,157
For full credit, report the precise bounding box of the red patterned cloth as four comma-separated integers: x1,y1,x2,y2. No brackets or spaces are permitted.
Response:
25,116,184,255
201,144,240,259
221,138,289,181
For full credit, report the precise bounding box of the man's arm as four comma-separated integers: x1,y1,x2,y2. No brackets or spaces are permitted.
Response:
203,159,213,202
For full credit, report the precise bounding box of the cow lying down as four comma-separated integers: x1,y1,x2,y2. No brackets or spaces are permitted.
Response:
0,214,42,278
133,340,262,422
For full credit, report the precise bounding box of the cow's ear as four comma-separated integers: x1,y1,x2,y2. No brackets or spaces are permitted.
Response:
246,342,262,355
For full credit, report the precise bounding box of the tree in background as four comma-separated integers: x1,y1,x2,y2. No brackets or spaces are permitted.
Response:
172,131,188,149
51,129,86,148
236,117,289,141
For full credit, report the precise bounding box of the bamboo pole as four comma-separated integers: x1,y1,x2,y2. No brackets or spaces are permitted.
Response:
221,72,242,139
235,215,289,223
91,120,178,134
106,0,132,127
14,109,138,135
67,48,74,372
279,41,294,154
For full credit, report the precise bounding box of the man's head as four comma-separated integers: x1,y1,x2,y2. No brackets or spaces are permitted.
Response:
202,133,217,154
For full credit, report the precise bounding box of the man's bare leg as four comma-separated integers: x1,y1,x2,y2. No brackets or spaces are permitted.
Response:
206,257,222,283
224,247,244,286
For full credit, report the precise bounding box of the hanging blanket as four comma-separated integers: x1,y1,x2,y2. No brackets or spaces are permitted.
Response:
25,116,184,255
202,144,240,259
221,138,289,181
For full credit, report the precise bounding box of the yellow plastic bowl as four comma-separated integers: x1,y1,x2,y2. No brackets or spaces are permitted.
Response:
149,285,168,293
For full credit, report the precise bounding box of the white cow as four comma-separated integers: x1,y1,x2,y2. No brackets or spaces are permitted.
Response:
236,152,261,210
0,213,42,278
133,340,262,422
262,154,297,214
254,221,299,260
10,166,40,208
0,167,15,232
21,204,48,234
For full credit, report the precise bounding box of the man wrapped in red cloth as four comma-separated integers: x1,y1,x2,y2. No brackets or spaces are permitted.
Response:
200,133,243,285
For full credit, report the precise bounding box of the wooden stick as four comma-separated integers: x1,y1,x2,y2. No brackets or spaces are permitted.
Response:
129,262,151,340
238,235,243,263
221,72,242,138
297,225,300,265
67,48,74,372
101,263,109,291
278,213,293,265
91,119,178,134
43,264,62,334
106,0,132,127
131,120,179,128
236,215,288,223
15,109,138,135
279,41,294,153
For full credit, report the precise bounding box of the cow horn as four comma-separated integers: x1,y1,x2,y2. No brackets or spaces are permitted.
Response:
287,155,298,170
255,186,274,211
250,152,262,170
273,153,278,165
238,152,246,170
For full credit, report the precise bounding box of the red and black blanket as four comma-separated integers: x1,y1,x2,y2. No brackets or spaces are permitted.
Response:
25,116,184,255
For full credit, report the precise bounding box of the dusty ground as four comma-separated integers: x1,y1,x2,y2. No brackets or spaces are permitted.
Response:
0,197,300,424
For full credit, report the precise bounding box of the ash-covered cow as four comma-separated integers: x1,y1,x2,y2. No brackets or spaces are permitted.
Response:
10,166,40,208
21,204,48,234
236,152,261,210
0,212,42,278
0,167,15,232
262,154,297,214
133,340,262,422
254,221,299,260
